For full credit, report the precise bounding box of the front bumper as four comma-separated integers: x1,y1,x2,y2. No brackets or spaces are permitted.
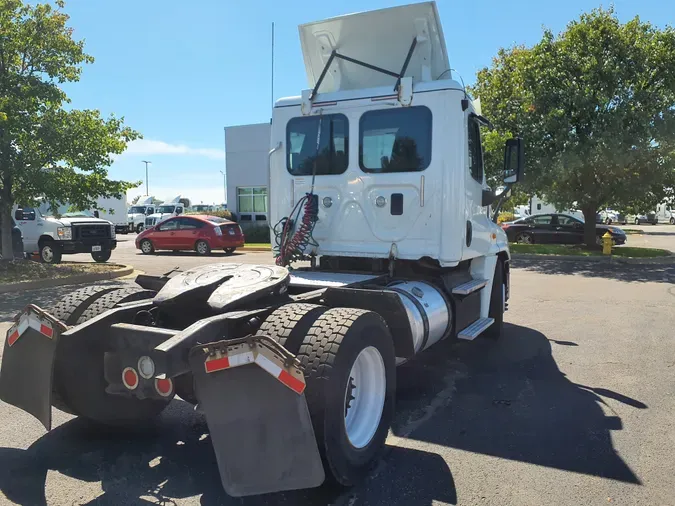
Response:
61,239,117,254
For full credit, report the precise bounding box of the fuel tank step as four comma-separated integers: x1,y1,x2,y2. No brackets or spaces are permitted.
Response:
457,317,494,341
452,278,488,295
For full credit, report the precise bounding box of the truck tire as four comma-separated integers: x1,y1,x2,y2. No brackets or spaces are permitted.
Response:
136,224,144,233
256,303,328,353
48,285,120,325
484,260,505,339
39,240,62,264
91,250,112,263
54,287,167,426
76,287,156,325
297,308,396,487
48,285,123,413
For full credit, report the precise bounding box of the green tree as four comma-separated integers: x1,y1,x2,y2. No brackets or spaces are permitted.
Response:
472,8,675,245
0,0,140,258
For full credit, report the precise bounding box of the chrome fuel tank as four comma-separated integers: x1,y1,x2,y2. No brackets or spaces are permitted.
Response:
386,280,451,354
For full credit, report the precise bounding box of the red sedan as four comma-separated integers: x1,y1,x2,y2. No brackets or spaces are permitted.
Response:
135,215,245,256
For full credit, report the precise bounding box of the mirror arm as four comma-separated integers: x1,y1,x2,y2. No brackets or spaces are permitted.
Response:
491,183,513,224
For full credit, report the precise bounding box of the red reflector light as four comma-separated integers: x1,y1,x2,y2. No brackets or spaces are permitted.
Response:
122,367,139,390
155,378,173,397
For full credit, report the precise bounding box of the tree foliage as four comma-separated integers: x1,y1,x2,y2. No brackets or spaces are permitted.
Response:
472,8,675,244
0,0,140,257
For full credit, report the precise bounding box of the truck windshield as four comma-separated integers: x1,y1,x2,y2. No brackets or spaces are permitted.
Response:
129,206,146,213
157,205,175,213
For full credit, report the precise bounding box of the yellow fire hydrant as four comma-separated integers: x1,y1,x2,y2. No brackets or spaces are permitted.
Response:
602,231,613,255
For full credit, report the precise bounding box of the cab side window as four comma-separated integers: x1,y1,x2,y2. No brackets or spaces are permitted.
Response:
468,117,484,183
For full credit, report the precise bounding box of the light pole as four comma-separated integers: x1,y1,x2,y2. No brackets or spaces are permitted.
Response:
142,160,151,195
219,170,226,207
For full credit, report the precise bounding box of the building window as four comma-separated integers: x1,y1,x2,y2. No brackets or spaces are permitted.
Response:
237,187,267,214
468,116,484,183
359,106,432,173
287,114,349,176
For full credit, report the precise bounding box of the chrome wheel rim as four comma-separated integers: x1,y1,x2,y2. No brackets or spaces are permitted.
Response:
141,241,152,253
517,234,532,244
344,346,386,449
42,246,53,262
197,242,208,254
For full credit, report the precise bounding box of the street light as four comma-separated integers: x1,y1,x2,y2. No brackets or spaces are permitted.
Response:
142,160,151,195
219,170,226,207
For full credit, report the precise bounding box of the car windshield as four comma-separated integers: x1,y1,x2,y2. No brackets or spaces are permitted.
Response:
157,205,175,213
129,206,146,213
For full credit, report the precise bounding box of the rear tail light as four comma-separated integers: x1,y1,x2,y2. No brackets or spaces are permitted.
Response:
122,367,139,390
155,378,173,397
213,225,222,236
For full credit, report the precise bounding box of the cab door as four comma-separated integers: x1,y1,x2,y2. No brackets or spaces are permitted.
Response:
14,207,39,252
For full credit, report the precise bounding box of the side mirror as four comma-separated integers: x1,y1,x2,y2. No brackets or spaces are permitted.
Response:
14,209,23,221
93,210,100,218
503,138,524,183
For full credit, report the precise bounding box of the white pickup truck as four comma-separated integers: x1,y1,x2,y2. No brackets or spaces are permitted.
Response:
13,206,117,263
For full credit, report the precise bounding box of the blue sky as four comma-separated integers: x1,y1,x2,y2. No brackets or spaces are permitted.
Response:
60,0,671,205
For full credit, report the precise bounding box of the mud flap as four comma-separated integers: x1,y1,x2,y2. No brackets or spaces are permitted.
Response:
189,336,325,497
0,306,66,430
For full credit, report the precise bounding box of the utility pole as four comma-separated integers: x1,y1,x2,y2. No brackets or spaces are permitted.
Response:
219,170,226,206
142,160,151,195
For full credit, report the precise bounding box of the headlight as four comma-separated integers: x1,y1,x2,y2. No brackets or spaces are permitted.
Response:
57,226,72,240
110,224,116,238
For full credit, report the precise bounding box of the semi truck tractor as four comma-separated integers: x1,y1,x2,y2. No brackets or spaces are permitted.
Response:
144,195,188,228
0,2,523,498
127,196,156,233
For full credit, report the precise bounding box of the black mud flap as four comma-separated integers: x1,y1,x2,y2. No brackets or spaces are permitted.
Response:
189,337,325,497
0,305,66,430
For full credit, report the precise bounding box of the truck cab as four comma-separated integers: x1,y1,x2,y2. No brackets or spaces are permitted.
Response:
13,205,117,263
127,196,156,233
144,196,186,228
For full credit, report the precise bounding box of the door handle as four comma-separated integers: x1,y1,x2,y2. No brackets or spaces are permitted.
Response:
170,232,175,236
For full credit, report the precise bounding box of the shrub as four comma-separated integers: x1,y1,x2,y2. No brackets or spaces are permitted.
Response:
242,225,271,244
497,211,515,224
186,209,237,221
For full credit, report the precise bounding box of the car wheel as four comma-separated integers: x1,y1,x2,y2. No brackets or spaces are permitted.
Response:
195,240,211,256
670,217,675,225
39,241,62,264
140,239,154,255
515,232,533,244
605,218,611,225
224,247,236,255
595,235,604,247
136,224,144,233
634,218,640,225
91,250,112,263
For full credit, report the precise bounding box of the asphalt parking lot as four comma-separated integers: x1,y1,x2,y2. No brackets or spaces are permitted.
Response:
0,228,674,505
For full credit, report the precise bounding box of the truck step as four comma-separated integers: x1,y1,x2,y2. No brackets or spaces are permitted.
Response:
452,279,488,295
458,317,494,341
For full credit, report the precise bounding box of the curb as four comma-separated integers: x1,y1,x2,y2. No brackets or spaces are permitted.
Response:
511,254,675,265
240,247,272,252
0,264,135,294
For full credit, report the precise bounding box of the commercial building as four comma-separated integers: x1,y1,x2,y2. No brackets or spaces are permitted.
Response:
224,122,270,226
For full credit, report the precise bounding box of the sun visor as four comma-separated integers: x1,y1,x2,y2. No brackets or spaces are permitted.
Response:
299,2,449,94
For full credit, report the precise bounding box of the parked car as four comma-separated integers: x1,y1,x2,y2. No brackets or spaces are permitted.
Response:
625,213,658,225
0,218,25,259
135,215,245,256
599,209,627,225
501,213,627,246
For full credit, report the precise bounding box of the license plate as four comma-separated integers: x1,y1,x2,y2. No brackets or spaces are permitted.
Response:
228,229,235,235
92,245,102,252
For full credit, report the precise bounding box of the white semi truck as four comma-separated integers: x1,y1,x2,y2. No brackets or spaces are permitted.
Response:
143,195,187,228
0,2,523,498
127,196,156,233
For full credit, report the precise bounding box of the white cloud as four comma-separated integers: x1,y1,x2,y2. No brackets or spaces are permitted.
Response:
123,139,225,161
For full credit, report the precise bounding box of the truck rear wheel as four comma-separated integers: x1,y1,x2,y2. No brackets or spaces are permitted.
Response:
256,303,328,353
39,240,62,264
297,308,396,487
53,286,168,426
